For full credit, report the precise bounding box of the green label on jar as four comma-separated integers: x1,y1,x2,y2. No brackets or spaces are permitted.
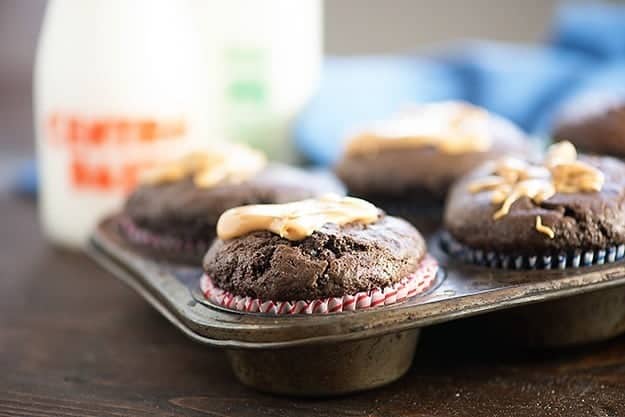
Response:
223,47,272,150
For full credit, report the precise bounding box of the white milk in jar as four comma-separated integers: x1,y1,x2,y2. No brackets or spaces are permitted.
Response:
35,0,209,248
191,0,323,162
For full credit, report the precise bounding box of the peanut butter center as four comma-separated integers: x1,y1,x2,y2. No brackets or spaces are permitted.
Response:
140,144,266,188
345,101,493,156
217,195,380,241
468,141,605,238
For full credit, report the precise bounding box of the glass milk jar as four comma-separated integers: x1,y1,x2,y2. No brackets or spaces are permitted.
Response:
192,0,323,162
34,0,209,248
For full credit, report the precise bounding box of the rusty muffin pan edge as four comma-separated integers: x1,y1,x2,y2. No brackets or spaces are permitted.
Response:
88,216,625,349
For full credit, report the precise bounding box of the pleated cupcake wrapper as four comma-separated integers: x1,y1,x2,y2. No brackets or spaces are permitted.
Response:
440,232,625,270
119,217,210,255
201,255,439,315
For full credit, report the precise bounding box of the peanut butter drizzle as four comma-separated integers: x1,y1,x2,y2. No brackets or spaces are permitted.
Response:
344,101,493,156
140,144,267,188
216,195,380,241
535,216,555,239
469,141,604,238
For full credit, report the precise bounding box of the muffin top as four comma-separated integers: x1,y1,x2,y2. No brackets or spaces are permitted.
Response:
553,93,625,157
124,146,343,242
444,142,625,255
335,101,528,198
203,196,427,301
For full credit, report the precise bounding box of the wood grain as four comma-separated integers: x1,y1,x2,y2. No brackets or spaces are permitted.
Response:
3,189,625,417
2,78,625,416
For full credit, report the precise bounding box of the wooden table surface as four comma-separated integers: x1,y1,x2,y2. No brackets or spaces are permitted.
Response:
4,184,625,417
2,93,625,417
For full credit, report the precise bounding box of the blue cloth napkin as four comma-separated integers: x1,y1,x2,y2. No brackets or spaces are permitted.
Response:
294,57,464,165
12,160,38,196
436,41,592,133
551,3,625,59
533,60,625,134
295,3,625,165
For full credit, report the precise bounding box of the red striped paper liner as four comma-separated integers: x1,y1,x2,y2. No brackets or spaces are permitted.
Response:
119,217,210,254
200,254,438,315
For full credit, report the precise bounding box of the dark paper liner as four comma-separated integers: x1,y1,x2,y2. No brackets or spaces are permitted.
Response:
439,231,625,270
118,217,211,259
377,200,443,219
365,198,444,235
349,188,444,217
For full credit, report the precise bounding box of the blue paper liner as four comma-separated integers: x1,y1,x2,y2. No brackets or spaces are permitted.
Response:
440,231,625,270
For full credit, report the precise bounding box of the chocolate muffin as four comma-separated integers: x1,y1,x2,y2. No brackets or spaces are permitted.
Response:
201,195,438,314
443,141,625,269
335,100,529,226
120,145,344,264
553,93,625,158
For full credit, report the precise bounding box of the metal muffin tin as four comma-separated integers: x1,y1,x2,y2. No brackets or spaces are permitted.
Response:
89,216,625,396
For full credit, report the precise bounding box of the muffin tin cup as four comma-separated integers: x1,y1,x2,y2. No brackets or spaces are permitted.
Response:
440,231,625,347
89,215,625,396
227,330,419,396
467,286,625,348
